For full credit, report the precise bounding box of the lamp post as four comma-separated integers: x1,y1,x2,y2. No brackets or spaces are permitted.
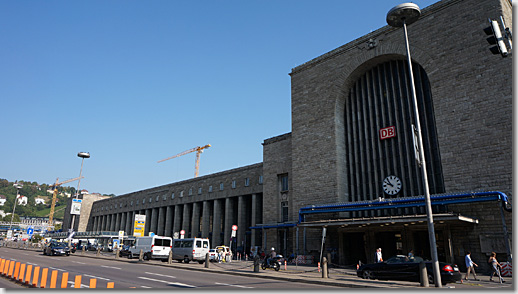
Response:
69,152,90,234
9,183,23,231
387,3,442,287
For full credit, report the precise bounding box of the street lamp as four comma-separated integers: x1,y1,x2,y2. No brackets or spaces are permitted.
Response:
387,3,442,287
69,152,90,234
9,183,23,231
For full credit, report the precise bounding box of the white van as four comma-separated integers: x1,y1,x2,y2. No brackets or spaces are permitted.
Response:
172,238,210,264
128,235,172,261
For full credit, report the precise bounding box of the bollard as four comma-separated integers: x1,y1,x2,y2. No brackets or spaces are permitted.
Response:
74,275,82,288
13,262,20,280
419,261,429,287
8,260,15,278
139,249,144,261
32,266,40,287
0,259,6,276
285,260,287,271
40,268,48,288
61,272,69,288
115,248,119,259
50,270,58,288
97,248,101,257
318,262,321,273
25,265,32,285
168,250,173,264
19,263,26,282
253,256,260,273
205,253,210,268
322,257,328,279
107,282,114,288
89,278,97,288
82,246,85,255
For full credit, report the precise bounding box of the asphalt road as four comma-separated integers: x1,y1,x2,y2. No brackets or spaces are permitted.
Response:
0,247,340,289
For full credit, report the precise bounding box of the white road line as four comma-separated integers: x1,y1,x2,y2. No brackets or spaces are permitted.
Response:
84,274,111,281
71,261,86,264
144,272,176,279
49,267,67,271
100,265,121,270
26,262,38,266
141,286,152,288
68,281,89,288
138,277,196,288
215,282,254,289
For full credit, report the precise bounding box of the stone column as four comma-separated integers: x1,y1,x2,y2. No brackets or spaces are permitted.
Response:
251,194,257,246
165,206,173,238
173,205,182,237
100,215,106,231
120,212,127,233
145,209,152,236
125,212,132,235
224,198,233,246
202,201,210,238
212,199,222,246
191,202,201,238
182,203,192,237
237,195,246,248
115,213,121,232
110,214,116,231
157,206,165,236
150,207,159,235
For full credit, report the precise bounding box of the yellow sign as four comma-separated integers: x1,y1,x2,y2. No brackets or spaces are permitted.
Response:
133,214,146,237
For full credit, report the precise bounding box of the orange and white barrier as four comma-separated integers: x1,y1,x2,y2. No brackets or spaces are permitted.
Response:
501,262,512,277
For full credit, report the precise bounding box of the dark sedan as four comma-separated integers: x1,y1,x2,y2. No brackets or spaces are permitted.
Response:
43,242,71,256
357,255,461,284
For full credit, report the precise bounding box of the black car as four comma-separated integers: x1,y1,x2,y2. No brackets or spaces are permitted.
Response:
357,255,461,284
118,245,132,258
43,242,71,256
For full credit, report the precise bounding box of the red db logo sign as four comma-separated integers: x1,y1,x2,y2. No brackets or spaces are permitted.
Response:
380,126,396,140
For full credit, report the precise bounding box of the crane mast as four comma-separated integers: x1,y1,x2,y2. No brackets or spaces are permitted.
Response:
158,144,211,178
48,176,84,229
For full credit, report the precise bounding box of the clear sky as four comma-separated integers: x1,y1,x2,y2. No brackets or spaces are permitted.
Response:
1,0,440,196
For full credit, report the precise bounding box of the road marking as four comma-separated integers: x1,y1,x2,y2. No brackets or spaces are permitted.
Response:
71,261,86,264
49,267,67,271
215,282,254,288
138,277,196,288
84,274,111,281
68,281,89,288
101,265,121,270
141,286,152,288
144,272,176,279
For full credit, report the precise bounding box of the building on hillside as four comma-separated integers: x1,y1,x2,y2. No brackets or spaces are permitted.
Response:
0,195,6,206
35,198,46,205
65,0,511,274
17,196,28,206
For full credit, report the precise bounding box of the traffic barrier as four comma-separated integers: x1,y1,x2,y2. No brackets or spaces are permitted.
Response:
18,263,26,282
318,262,321,273
107,282,114,288
284,260,287,270
0,259,6,275
13,262,20,280
501,262,512,277
8,260,15,278
89,278,97,288
50,270,58,288
74,275,82,288
32,266,40,287
40,268,48,288
25,265,32,285
61,272,69,288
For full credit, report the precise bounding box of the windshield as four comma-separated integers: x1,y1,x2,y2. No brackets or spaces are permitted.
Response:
385,255,424,263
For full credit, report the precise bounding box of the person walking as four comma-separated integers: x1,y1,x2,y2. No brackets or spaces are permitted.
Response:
464,251,479,281
375,248,383,263
489,252,505,283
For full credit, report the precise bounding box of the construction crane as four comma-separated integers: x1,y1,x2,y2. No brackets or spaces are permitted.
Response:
48,176,84,228
158,144,211,178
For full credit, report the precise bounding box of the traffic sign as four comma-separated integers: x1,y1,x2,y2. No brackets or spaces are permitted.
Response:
27,227,34,236
232,225,238,231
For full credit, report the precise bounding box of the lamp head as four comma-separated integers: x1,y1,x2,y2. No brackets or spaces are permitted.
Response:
78,152,90,159
387,3,420,27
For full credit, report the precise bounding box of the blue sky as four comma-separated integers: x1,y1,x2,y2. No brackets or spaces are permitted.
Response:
0,0,439,196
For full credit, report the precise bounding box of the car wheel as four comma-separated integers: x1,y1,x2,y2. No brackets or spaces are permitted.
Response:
127,253,132,259
261,263,266,270
143,253,150,260
184,257,190,263
273,263,280,271
362,270,374,280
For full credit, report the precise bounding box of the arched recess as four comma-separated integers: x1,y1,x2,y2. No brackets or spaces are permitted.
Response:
342,57,445,217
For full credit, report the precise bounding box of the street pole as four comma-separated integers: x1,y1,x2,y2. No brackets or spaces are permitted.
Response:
387,3,442,287
9,183,22,231
69,152,90,238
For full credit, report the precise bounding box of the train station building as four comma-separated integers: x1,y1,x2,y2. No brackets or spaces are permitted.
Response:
64,0,512,272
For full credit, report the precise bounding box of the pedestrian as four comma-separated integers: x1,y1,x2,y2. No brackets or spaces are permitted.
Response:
464,251,479,281
375,248,383,263
408,249,414,258
488,252,505,283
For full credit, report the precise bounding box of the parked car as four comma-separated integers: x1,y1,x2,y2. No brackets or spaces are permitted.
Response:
208,249,217,261
43,242,71,256
172,238,210,264
118,244,132,258
357,255,461,284
128,235,172,261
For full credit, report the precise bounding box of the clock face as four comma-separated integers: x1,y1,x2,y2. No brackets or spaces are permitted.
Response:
383,175,402,195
